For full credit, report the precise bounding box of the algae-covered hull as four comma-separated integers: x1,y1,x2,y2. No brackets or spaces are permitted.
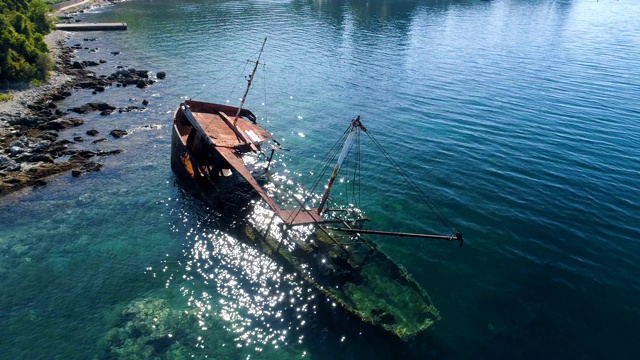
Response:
242,208,440,340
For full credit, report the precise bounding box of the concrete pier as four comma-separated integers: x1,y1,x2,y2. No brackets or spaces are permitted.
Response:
55,22,127,31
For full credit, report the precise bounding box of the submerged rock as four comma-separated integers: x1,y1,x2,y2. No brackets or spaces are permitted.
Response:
82,60,100,67
110,129,127,138
99,298,202,359
118,106,142,113
71,162,102,177
38,118,84,131
98,149,122,156
97,296,302,360
71,150,96,159
69,102,116,114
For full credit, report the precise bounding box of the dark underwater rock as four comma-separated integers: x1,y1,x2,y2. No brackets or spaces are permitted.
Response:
110,129,127,138
71,162,102,177
98,298,234,359
82,60,100,67
69,102,116,114
118,106,142,113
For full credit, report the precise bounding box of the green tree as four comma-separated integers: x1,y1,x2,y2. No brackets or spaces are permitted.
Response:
28,0,51,34
0,0,53,83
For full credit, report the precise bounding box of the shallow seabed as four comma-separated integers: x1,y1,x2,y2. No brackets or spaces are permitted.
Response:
1,0,640,359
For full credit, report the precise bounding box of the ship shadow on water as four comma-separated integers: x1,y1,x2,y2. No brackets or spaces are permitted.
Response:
170,180,452,359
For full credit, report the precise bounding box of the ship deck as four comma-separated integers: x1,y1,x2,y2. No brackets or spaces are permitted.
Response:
178,102,330,226
190,110,259,150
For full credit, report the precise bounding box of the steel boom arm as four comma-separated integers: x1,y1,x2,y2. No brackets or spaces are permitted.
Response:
328,227,464,247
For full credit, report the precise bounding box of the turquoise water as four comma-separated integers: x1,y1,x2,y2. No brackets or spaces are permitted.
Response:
2,0,640,358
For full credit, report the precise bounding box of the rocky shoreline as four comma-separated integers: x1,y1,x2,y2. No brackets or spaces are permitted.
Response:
0,2,164,197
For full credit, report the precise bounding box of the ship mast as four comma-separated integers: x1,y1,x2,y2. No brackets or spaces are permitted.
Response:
233,37,267,127
317,116,367,214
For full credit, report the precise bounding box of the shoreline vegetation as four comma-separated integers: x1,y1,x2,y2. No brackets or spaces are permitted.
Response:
1,0,52,84
0,0,109,113
0,0,163,197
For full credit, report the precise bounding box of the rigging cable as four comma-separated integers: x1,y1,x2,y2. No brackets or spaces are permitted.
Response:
364,130,460,235
283,126,351,223
345,129,361,208
188,39,267,101
306,126,351,196
190,59,248,100
227,60,251,104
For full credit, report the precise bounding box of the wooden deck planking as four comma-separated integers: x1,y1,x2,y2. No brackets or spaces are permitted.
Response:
193,111,244,148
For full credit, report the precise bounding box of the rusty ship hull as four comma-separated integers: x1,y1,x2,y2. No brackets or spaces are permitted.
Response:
170,100,264,207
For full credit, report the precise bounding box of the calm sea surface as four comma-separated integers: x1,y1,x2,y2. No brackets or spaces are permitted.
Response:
1,0,639,358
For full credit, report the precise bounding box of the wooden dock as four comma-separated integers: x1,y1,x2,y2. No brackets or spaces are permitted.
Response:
55,22,127,31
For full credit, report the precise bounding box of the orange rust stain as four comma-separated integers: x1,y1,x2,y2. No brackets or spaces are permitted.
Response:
181,153,195,178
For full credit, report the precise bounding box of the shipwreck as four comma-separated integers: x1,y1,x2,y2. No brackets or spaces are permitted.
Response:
171,39,463,339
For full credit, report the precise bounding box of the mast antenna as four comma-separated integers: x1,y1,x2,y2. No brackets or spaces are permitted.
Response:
233,37,267,127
